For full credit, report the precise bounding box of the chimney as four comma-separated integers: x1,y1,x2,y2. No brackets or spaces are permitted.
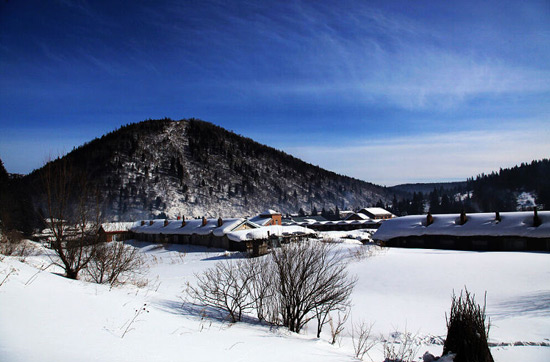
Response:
181,215,186,227
534,209,542,227
164,219,169,227
217,217,223,227
202,217,207,227
149,220,154,226
141,220,145,226
495,211,501,222
177,215,181,220
426,212,434,226
459,210,467,225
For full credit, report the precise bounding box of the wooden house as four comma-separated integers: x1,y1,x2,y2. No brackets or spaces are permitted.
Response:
130,216,316,257
358,207,394,220
99,222,135,242
373,210,550,252
250,209,282,226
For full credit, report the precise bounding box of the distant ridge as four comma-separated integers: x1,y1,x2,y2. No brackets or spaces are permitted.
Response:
389,181,467,195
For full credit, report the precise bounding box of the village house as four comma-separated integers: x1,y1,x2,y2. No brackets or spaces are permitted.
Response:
249,209,282,226
99,222,135,242
353,207,395,220
130,211,315,256
373,210,550,252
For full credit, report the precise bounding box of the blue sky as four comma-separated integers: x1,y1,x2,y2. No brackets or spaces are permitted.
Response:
1,0,549,185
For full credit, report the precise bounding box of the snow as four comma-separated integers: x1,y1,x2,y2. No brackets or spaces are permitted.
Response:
346,212,371,220
374,211,550,241
287,219,380,227
517,192,537,210
361,207,394,217
131,218,246,236
101,222,135,233
226,225,316,242
1,238,549,361
248,216,273,226
259,209,281,216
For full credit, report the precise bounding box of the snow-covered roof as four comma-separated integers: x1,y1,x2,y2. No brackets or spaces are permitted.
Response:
373,211,550,241
101,222,136,233
285,219,380,227
360,208,393,217
131,218,250,236
226,225,316,242
259,209,281,216
249,216,273,226
345,212,371,220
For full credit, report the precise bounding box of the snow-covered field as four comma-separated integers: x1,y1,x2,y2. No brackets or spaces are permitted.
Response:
1,234,549,361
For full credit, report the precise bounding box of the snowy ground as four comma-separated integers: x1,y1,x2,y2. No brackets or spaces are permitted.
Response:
1,234,549,361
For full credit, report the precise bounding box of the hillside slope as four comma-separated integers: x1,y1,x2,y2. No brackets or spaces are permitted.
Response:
23,118,392,221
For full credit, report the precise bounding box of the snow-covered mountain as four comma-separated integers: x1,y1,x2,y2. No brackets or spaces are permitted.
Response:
24,118,393,221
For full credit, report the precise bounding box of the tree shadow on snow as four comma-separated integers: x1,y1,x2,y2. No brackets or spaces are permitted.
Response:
491,290,550,319
153,298,263,326
124,240,225,255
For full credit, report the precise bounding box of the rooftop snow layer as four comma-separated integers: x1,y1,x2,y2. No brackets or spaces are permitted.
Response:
361,207,393,216
227,225,316,242
259,209,280,216
101,222,136,233
131,218,246,236
286,219,380,227
249,216,273,226
373,211,550,241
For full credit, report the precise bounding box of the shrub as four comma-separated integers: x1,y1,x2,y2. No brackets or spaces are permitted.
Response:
86,242,144,286
188,259,255,323
0,230,34,258
188,240,356,334
443,289,494,362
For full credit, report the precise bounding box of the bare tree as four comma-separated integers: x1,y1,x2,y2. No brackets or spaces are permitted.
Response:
188,259,256,323
271,240,357,334
383,330,421,362
187,240,355,333
329,310,349,345
86,241,144,286
351,320,377,360
41,159,101,279
243,256,276,323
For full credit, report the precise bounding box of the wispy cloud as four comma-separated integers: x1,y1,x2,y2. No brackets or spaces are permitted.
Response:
152,1,550,111
284,125,550,186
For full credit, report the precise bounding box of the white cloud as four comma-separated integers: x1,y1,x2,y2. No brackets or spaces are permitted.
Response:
284,127,550,186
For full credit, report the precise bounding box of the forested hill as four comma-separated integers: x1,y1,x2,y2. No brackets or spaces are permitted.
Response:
467,159,550,212
21,118,393,221
387,159,550,215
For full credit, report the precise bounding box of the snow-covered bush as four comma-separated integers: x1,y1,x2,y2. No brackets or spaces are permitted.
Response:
0,230,34,258
443,289,493,362
383,330,421,362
